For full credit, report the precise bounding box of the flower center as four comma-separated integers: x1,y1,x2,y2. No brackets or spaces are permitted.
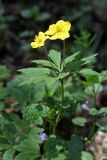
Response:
37,37,43,43
56,26,64,33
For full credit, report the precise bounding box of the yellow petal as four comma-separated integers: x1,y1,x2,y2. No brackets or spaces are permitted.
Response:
59,32,70,40
56,20,71,32
65,21,71,32
39,41,45,47
31,42,39,48
50,32,70,40
56,20,65,26
38,32,45,37
45,24,57,35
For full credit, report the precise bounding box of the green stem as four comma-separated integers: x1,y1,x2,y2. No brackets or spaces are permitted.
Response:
49,41,66,135
62,40,66,67
53,110,61,135
52,80,64,135
87,118,98,144
88,123,96,141
60,79,64,103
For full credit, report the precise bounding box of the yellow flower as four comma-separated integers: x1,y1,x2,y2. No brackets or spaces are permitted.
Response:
45,20,71,40
31,32,48,48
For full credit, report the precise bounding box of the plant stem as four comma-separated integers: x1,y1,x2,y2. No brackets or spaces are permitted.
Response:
87,118,98,145
62,40,66,67
60,79,64,103
52,80,64,135
53,111,61,135
52,42,66,135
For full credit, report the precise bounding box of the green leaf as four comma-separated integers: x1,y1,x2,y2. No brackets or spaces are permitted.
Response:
83,75,100,85
100,70,107,82
57,72,70,80
51,154,66,160
23,104,49,125
3,148,15,160
68,135,84,160
85,84,103,96
15,151,39,160
80,69,100,85
44,136,64,159
9,77,45,103
72,117,87,127
49,50,61,71
32,60,53,68
97,120,107,131
45,76,57,86
64,51,80,66
18,68,50,85
80,69,99,76
14,138,40,160
29,127,44,135
14,137,39,152
89,107,107,116
81,151,93,160
81,54,97,65
89,108,99,116
19,67,50,76
0,144,11,151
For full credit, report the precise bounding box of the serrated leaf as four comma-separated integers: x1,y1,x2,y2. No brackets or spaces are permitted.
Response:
29,127,44,135
9,77,45,103
49,50,61,71
18,68,50,85
32,60,53,68
100,70,107,82
57,72,69,80
72,117,87,127
15,151,39,160
80,69,99,76
85,84,103,95
81,54,97,65
19,67,50,75
3,148,15,160
45,76,57,86
64,51,80,66
14,137,39,152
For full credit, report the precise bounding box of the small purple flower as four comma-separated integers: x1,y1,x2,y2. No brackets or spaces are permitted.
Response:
40,132,47,142
81,101,89,111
